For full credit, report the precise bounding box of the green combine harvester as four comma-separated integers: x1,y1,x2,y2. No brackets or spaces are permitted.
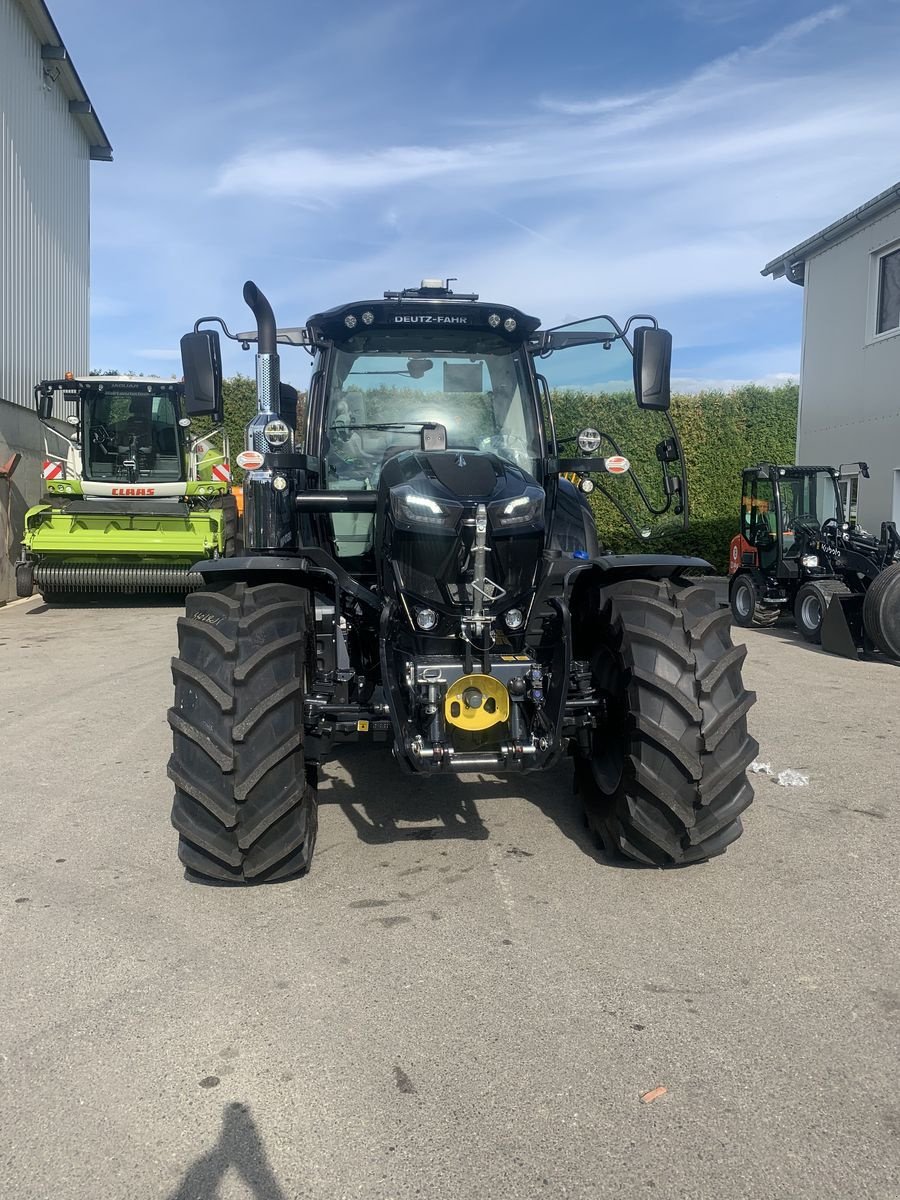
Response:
16,375,235,601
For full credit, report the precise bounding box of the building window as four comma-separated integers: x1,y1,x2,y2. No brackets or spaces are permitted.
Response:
877,246,900,335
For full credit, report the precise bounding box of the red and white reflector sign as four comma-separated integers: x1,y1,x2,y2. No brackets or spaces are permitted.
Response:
236,450,265,471
211,462,231,483
42,460,63,480
605,455,631,475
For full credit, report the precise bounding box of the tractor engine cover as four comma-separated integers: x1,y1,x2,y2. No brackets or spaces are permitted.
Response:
375,449,545,625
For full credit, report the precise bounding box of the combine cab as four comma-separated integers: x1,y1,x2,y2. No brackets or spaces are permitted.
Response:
16,375,236,600
729,462,900,657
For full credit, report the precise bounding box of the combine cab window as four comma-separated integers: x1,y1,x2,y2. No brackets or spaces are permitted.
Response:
83,389,184,483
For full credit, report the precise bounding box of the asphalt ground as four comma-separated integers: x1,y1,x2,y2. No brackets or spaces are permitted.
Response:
1,596,898,1200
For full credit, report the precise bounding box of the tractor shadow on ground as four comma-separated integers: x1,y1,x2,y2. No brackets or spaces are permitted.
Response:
320,744,631,867
167,1101,286,1200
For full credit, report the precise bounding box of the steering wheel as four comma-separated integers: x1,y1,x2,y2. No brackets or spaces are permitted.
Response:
91,424,115,450
479,433,530,467
820,517,839,539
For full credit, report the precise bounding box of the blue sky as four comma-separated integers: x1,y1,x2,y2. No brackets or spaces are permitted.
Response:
56,0,900,391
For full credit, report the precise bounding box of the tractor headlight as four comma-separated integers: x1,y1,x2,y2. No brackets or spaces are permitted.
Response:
415,607,438,630
504,607,525,630
263,419,291,448
390,485,462,531
801,554,819,568
488,486,544,529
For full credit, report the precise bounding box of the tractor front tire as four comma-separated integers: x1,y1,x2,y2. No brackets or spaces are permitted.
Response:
863,562,900,658
167,581,317,883
575,578,758,866
730,574,778,627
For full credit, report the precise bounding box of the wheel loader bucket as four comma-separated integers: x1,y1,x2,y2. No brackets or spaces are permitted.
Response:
820,593,865,659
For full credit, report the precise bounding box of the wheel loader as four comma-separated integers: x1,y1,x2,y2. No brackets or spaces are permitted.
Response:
728,462,900,657
16,375,238,600
167,279,758,883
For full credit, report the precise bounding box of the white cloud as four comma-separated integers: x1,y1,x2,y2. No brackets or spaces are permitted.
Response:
538,91,660,117
672,372,799,394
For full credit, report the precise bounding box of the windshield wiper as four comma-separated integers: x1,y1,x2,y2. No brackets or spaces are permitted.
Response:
329,422,428,432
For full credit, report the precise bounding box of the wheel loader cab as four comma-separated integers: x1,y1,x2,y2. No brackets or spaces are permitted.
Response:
740,465,843,576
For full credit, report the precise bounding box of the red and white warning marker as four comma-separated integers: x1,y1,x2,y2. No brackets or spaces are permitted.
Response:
211,462,232,483
42,460,63,480
604,455,631,475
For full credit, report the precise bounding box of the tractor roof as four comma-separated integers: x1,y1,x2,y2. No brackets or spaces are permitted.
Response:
307,280,541,345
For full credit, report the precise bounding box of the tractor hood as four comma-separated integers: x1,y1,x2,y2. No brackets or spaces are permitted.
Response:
376,449,544,629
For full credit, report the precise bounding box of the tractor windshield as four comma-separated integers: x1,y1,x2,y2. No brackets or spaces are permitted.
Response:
322,332,542,488
538,317,686,542
83,389,184,484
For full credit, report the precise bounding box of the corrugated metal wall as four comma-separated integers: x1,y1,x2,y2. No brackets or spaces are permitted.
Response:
0,0,90,410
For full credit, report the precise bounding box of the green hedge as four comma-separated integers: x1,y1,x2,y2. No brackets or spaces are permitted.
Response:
218,373,797,571
551,383,798,572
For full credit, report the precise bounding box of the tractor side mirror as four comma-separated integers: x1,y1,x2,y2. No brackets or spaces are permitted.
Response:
180,330,224,422
279,382,298,431
36,390,53,421
633,327,672,411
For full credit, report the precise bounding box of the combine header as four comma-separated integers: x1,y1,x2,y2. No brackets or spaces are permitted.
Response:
16,375,237,600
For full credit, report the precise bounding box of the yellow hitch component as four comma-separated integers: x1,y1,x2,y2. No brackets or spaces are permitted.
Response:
444,673,510,732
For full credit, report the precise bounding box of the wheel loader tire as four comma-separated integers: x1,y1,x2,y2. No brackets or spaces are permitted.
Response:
575,578,758,866
863,562,900,658
167,581,317,883
795,579,854,646
794,581,829,643
730,575,778,627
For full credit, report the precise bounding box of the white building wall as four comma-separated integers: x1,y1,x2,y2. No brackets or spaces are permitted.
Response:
799,207,900,529
0,0,90,413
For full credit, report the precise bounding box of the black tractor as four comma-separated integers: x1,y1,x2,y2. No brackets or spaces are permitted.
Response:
168,279,758,883
729,462,900,656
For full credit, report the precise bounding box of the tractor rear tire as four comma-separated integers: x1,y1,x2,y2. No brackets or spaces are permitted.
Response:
167,581,317,883
730,575,778,627
575,578,758,866
863,562,900,658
